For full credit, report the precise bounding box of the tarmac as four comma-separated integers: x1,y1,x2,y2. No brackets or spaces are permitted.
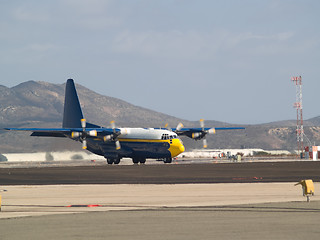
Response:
1,161,320,184
0,161,320,239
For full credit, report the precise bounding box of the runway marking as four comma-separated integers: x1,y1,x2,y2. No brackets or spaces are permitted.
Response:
66,204,102,207
232,177,263,181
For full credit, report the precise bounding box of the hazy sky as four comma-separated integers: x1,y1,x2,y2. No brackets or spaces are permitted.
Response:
1,0,319,124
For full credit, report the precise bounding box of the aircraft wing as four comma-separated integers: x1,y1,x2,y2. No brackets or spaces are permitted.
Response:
4,127,119,138
172,127,245,132
172,126,245,144
172,127,245,135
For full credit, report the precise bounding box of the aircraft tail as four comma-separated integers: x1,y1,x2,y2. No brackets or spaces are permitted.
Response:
62,79,84,128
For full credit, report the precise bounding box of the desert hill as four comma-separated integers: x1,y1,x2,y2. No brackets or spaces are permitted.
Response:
0,81,319,153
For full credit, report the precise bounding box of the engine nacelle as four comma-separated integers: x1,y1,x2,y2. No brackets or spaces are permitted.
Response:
88,130,97,137
191,132,206,140
103,135,112,142
71,130,97,139
192,132,202,139
71,132,81,138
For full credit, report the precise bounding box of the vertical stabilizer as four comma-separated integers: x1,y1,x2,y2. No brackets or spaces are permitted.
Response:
62,79,84,128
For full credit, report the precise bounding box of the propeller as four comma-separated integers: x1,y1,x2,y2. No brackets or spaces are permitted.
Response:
71,119,97,150
171,119,215,148
176,122,184,131
199,119,215,148
81,119,87,149
164,122,183,132
103,120,121,150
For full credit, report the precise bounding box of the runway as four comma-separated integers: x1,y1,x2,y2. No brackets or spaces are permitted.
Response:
1,161,320,184
0,161,319,239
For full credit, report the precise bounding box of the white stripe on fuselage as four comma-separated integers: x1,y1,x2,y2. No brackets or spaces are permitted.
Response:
118,128,175,140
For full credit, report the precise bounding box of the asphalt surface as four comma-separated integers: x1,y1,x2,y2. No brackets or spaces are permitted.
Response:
1,161,320,240
1,199,320,240
1,161,320,185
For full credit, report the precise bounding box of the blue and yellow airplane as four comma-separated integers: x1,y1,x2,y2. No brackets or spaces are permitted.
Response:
5,79,244,164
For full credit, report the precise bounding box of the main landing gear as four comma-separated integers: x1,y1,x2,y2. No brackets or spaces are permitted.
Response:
106,158,121,165
106,157,172,165
132,157,146,164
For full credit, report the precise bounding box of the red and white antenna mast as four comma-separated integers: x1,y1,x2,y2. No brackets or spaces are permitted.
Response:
291,76,304,155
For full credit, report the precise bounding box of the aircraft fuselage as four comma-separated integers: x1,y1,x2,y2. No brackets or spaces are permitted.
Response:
82,128,185,163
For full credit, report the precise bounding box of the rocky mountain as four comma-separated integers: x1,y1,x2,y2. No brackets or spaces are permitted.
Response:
1,81,320,153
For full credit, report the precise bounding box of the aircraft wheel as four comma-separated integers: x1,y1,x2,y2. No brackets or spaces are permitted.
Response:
164,157,172,163
139,158,146,164
113,158,121,165
107,158,114,164
132,158,139,164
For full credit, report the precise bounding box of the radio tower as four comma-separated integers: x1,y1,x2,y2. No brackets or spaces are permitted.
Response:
291,76,304,155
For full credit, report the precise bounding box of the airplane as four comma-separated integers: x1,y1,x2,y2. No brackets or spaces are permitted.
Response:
4,79,245,164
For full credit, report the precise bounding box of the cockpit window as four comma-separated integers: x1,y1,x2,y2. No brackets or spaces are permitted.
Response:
162,133,177,140
162,133,179,140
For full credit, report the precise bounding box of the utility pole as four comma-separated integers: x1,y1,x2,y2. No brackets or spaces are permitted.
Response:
291,76,304,156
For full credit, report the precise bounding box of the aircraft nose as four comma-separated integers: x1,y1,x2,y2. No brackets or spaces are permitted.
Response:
169,139,185,158
179,143,185,153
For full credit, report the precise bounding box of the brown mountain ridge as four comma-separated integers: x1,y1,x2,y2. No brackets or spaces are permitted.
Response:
0,81,319,153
